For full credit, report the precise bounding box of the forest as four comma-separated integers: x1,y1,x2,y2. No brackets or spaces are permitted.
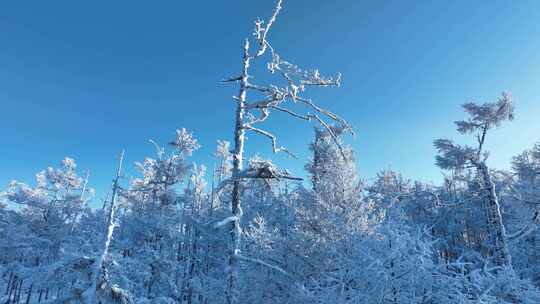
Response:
2,1,540,303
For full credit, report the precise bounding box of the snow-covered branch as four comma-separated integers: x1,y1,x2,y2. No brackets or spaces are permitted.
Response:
253,0,283,58
236,254,290,277
244,125,296,158
214,216,241,229
507,209,540,241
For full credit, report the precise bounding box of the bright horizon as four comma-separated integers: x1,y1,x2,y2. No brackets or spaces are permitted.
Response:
2,0,540,199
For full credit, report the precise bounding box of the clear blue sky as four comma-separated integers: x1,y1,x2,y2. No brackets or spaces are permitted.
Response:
2,0,540,199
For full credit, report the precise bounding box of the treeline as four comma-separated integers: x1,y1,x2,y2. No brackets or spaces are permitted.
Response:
1,112,540,303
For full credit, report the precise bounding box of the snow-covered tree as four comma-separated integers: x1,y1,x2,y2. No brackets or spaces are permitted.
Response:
507,142,540,286
221,1,351,302
106,129,203,303
433,92,540,302
1,157,95,303
434,92,514,268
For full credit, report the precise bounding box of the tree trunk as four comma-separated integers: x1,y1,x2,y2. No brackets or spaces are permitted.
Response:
388,239,398,304
5,272,13,295
478,162,512,268
83,151,124,304
25,284,33,304
7,277,15,303
16,279,23,303
227,39,250,304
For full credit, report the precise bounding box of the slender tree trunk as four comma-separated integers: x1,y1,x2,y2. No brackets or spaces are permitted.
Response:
5,272,13,295
7,277,16,303
477,162,512,268
388,239,398,304
187,202,200,304
25,284,33,304
227,39,250,304
16,279,23,303
182,222,193,304
210,165,216,214
83,150,124,304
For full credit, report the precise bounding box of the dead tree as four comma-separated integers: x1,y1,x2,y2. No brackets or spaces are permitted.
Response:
82,150,125,304
221,1,352,303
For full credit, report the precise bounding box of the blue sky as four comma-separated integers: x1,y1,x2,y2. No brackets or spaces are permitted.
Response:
1,0,540,199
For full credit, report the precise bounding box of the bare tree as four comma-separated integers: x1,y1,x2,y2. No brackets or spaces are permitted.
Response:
83,150,125,304
434,92,514,268
221,1,351,303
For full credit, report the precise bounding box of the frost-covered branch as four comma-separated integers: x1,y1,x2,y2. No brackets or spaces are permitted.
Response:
214,216,241,229
253,0,283,58
271,105,310,120
307,113,348,159
507,209,540,241
244,125,296,158
236,254,290,277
